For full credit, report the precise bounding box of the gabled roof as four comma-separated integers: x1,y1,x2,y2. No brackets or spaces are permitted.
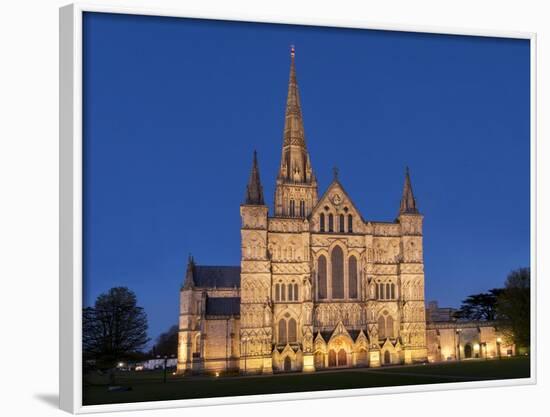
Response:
310,178,366,223
193,266,241,288
205,297,240,316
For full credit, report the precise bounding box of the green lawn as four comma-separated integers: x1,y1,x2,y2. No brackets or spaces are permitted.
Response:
83,356,530,406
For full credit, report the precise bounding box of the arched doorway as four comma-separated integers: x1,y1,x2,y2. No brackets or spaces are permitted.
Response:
338,349,347,366
328,350,337,367
356,349,368,366
283,356,292,372
384,350,391,365
464,343,473,359
314,351,324,369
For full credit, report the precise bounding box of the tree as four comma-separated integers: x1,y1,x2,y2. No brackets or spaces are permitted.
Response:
496,267,530,350
83,287,150,368
453,288,503,321
150,324,178,358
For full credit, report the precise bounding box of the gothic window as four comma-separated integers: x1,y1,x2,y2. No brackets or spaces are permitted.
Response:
281,283,286,301
275,284,280,301
289,200,295,217
391,283,396,299
378,315,386,339
294,283,299,301
331,246,344,299
318,255,327,300
320,213,325,232
339,214,345,233
328,214,334,232
348,256,358,299
375,283,379,299
299,200,305,217
386,283,391,299
328,350,337,367
348,214,353,233
384,350,391,365
278,319,287,344
380,283,385,300
288,284,293,301
288,318,297,343
386,315,394,338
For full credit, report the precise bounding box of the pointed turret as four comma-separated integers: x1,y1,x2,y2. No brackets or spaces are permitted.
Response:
274,46,318,217
244,151,265,205
183,255,196,289
399,167,419,215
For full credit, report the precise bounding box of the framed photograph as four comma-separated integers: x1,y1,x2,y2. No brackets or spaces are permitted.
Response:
60,3,536,413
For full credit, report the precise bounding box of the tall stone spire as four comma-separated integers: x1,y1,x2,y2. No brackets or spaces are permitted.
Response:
274,46,318,217
399,167,419,215
278,45,315,184
245,150,265,205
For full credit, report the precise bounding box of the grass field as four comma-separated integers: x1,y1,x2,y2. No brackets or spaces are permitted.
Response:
83,356,530,406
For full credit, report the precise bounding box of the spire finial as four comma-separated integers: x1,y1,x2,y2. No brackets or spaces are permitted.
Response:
399,166,419,215
245,150,265,205
290,44,295,57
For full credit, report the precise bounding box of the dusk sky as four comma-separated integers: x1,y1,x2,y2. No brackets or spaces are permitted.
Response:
83,12,530,344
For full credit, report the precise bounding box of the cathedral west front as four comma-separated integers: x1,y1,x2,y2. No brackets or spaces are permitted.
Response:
177,47,429,375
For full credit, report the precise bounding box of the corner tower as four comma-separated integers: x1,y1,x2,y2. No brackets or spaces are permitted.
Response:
274,46,318,218
240,152,273,374
397,167,428,364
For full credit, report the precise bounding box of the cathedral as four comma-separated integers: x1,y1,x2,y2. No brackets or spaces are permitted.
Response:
177,46,430,375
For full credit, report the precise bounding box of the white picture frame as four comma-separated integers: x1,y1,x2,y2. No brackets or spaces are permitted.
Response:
59,2,537,413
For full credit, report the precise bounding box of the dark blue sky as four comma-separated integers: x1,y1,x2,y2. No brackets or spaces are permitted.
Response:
83,12,530,344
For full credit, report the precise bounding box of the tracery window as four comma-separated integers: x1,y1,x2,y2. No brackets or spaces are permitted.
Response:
386,315,394,338
318,255,327,299
331,246,344,299
320,213,325,232
376,282,396,300
278,319,287,344
288,318,297,343
378,315,386,339
348,256,358,299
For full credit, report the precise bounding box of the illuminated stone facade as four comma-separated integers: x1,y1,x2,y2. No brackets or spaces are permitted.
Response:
177,47,429,375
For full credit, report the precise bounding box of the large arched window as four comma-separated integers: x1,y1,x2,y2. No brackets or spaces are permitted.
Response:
288,318,297,343
348,256,358,299
319,213,325,232
278,319,287,344
331,246,344,299
378,316,386,339
386,315,394,338
328,214,334,232
348,214,353,233
339,214,345,233
318,255,327,299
